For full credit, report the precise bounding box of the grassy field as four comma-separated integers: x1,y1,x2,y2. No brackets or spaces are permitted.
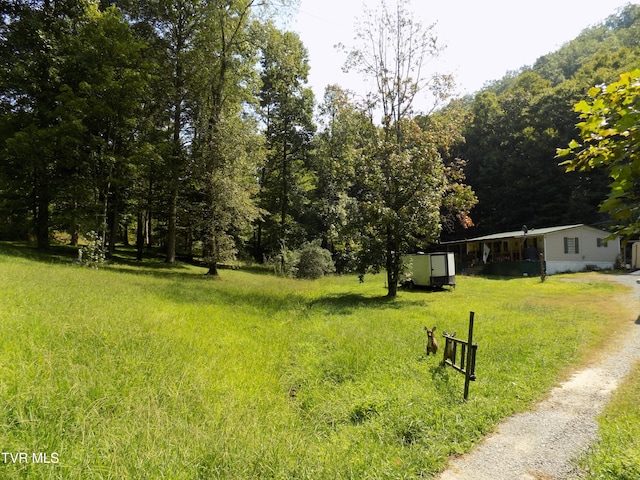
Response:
0,243,636,479
580,361,640,480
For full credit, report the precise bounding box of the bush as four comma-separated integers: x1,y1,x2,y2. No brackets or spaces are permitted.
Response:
268,243,299,278
296,241,335,279
81,231,105,268
269,241,335,279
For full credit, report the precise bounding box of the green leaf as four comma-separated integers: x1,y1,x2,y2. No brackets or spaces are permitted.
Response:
568,139,581,150
575,99,593,113
587,86,601,98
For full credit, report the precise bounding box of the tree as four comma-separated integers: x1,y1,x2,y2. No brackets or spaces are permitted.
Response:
190,0,267,276
0,0,83,248
312,85,368,272
256,24,315,261
119,0,203,263
457,4,640,236
341,0,474,296
0,1,149,250
71,5,151,255
558,69,640,240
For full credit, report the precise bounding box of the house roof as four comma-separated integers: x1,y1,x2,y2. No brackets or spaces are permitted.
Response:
443,224,587,244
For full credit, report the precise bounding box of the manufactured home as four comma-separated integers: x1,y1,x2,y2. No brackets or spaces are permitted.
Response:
444,224,620,276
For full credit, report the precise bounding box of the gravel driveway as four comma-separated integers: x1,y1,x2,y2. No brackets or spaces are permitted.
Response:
437,274,640,480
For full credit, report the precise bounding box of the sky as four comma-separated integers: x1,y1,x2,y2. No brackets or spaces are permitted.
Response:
289,0,637,110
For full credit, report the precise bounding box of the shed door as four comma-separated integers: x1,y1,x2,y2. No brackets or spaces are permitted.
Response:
430,254,447,277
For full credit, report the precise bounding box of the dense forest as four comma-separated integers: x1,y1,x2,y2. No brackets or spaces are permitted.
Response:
452,3,640,238
1,1,639,281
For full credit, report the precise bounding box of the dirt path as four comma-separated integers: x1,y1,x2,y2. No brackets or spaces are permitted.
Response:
437,274,640,480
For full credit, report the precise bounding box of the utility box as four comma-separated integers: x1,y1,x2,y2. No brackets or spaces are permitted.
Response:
402,252,456,288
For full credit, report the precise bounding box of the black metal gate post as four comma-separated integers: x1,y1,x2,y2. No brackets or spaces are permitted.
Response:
463,311,475,400
442,311,478,400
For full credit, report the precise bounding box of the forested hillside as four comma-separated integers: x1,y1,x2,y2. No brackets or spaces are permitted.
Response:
451,3,640,238
1,1,638,271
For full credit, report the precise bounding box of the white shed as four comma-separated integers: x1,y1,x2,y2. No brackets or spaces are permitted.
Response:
402,252,456,287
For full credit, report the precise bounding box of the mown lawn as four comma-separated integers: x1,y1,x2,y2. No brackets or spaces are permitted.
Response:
0,243,635,479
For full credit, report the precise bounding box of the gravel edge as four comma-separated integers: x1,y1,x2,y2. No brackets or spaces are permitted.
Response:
436,274,640,480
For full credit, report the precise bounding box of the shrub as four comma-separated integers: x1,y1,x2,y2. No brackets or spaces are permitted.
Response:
81,231,105,268
296,241,335,279
269,240,336,279
268,243,300,278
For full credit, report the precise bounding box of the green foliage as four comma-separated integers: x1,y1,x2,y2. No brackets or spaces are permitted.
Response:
3,0,640,284
268,241,300,277
296,240,336,279
256,24,316,259
0,0,293,264
0,245,632,479
269,240,335,279
312,85,372,273
558,69,640,240
81,231,106,268
340,1,476,295
0,1,152,249
458,4,640,236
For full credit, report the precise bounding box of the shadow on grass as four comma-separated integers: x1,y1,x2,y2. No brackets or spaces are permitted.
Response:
0,241,206,278
400,285,455,294
107,249,199,271
309,293,428,315
149,279,310,314
0,241,78,263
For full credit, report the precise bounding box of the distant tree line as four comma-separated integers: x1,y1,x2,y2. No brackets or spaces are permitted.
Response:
448,3,640,239
1,1,639,291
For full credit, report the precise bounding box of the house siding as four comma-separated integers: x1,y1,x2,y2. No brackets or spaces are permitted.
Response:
544,226,620,274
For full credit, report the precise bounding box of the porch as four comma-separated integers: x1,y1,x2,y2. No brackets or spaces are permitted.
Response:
457,235,544,276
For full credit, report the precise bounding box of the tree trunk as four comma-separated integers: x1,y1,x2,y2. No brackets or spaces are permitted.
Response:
166,186,177,264
165,28,186,265
70,227,79,247
205,236,219,276
186,225,193,260
281,142,288,240
31,163,50,249
145,210,152,248
70,201,79,246
386,262,398,297
136,210,144,261
122,222,129,246
255,222,264,262
206,262,218,276
386,226,398,297
107,196,118,257
36,192,50,250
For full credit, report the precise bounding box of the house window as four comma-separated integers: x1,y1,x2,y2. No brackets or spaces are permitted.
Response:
597,238,608,248
564,237,579,254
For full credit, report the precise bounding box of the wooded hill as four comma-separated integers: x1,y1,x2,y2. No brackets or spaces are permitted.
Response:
450,3,640,239
1,1,638,270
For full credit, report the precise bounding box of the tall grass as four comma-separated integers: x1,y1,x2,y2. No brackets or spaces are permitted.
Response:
580,362,640,479
0,245,634,479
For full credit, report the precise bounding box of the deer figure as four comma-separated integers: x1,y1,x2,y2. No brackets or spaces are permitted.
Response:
443,331,457,363
425,326,438,356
